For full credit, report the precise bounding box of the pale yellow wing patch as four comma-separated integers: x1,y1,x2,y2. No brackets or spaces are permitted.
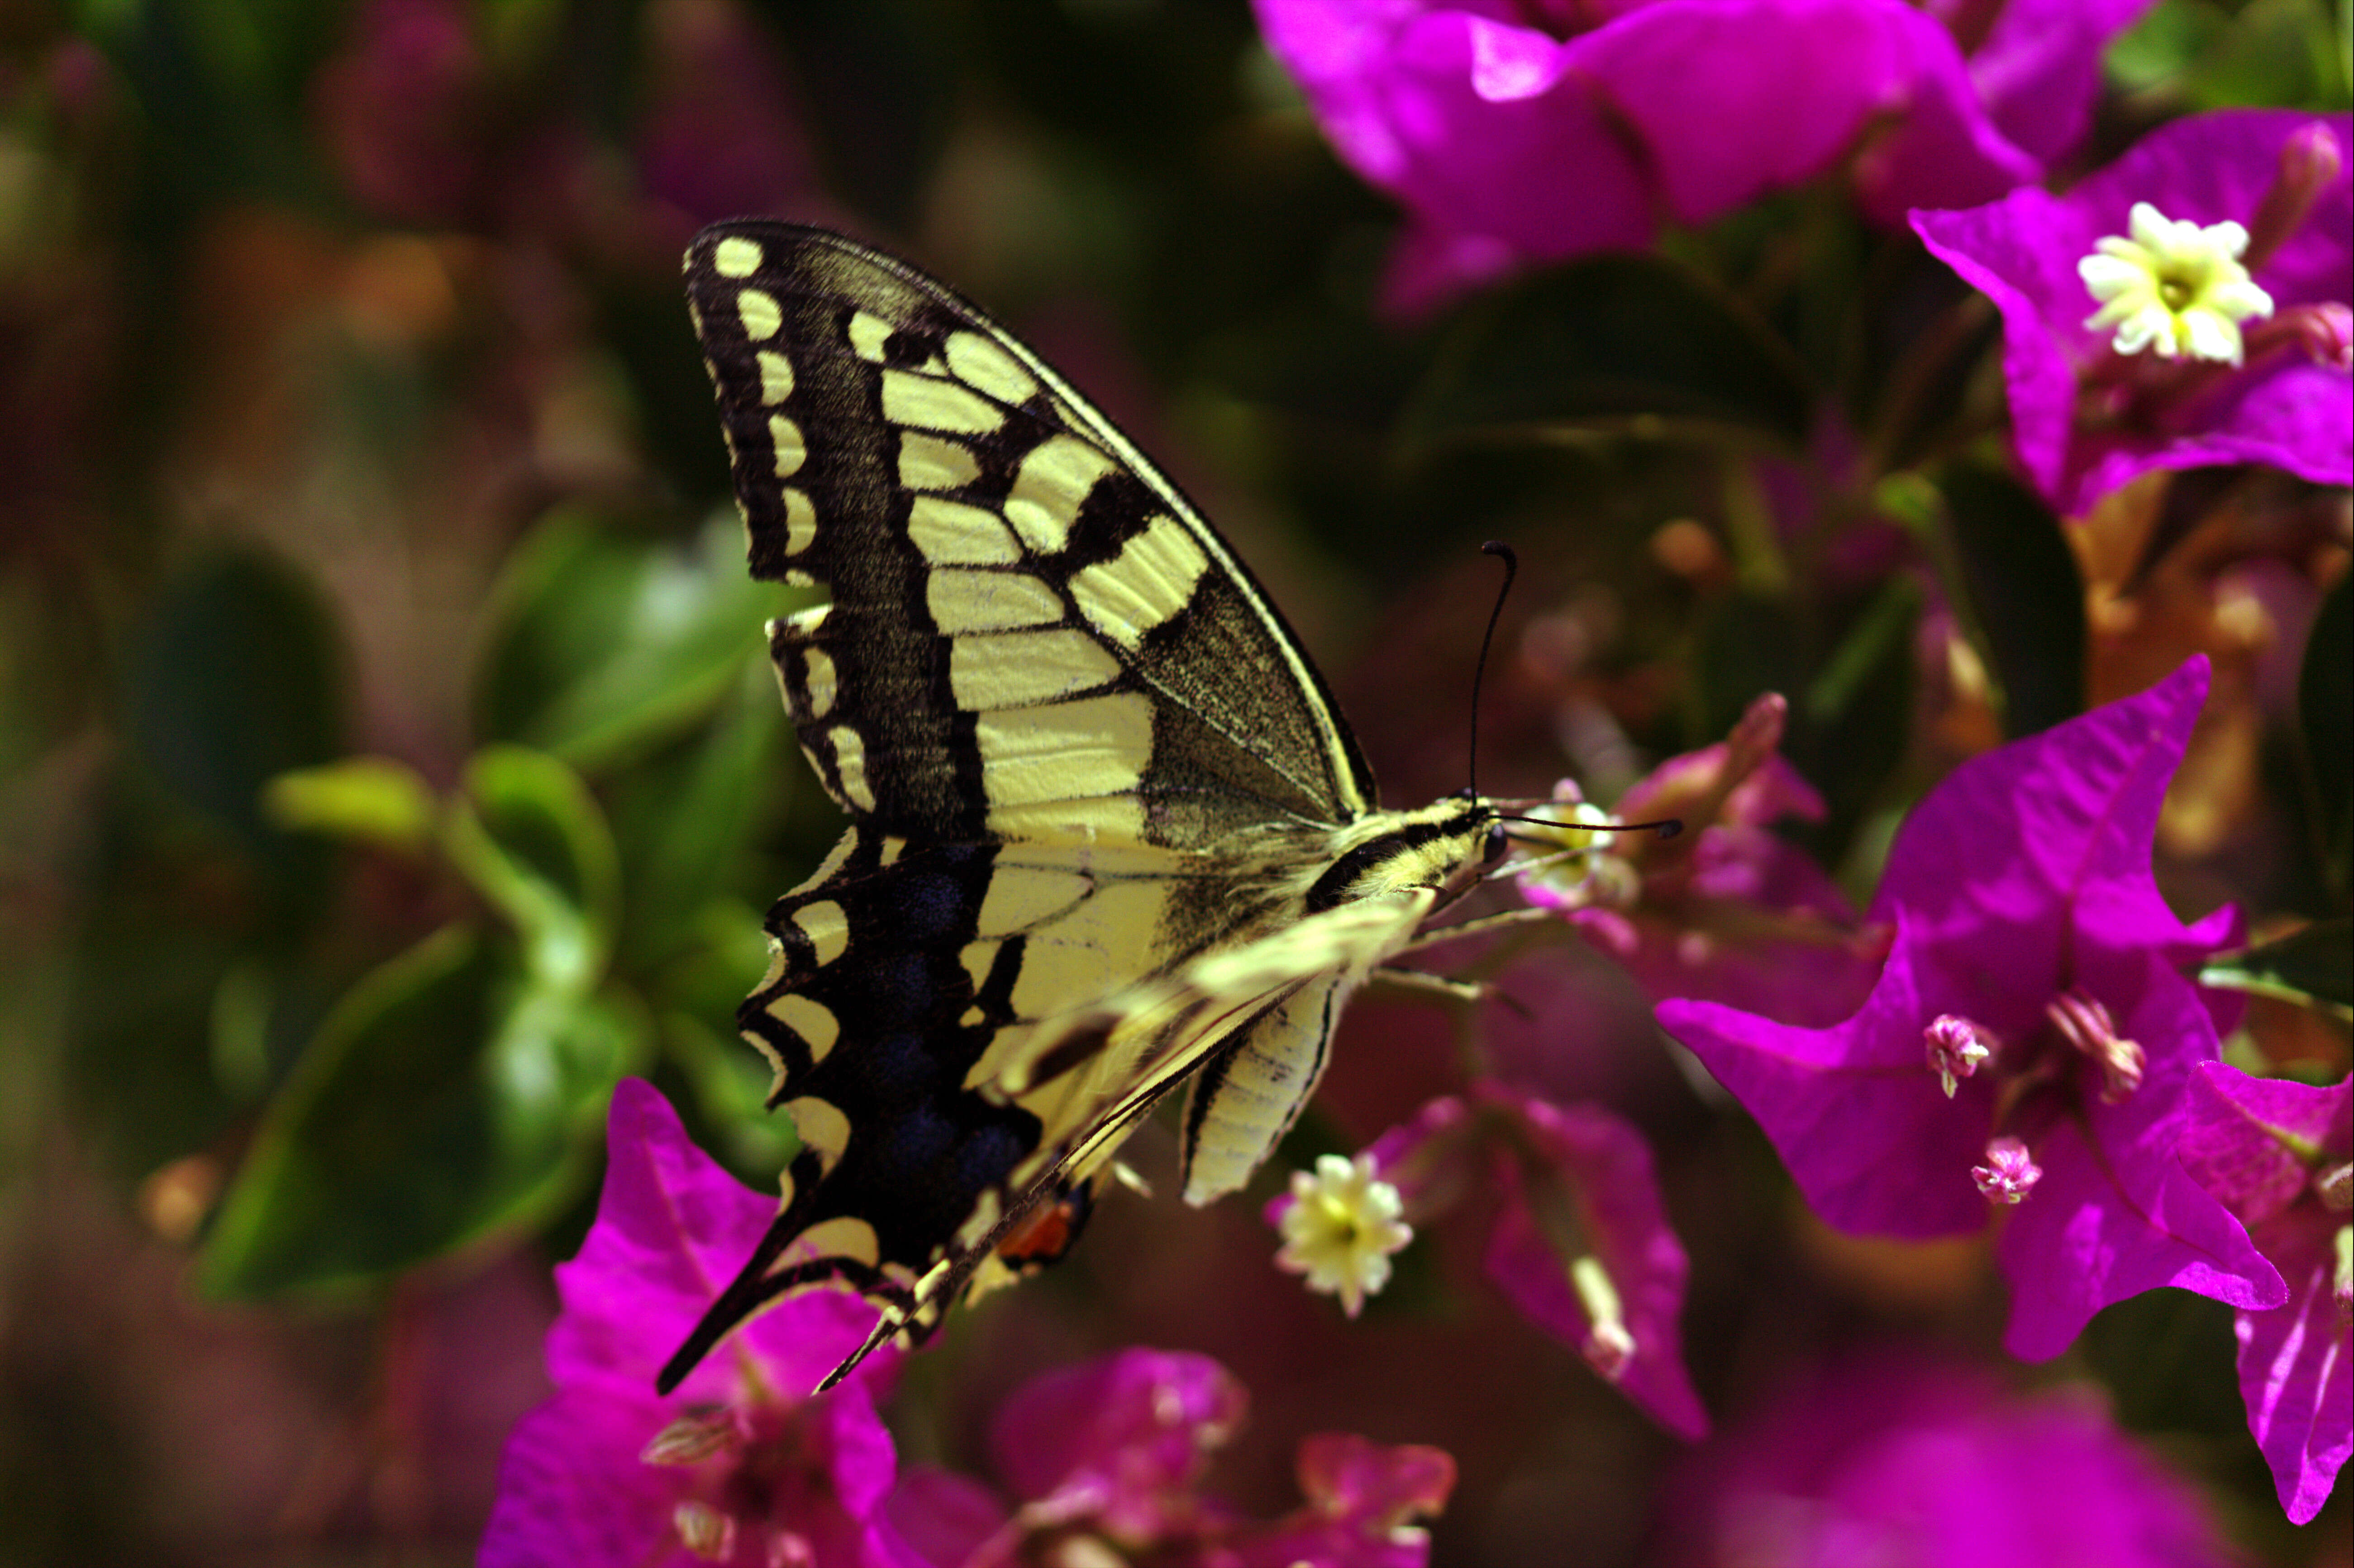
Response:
967,886,1439,1199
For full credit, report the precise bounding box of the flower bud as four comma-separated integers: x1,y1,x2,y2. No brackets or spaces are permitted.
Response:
2245,122,2344,273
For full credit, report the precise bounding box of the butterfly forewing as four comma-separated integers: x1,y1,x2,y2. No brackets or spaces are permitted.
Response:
683,222,1376,838
662,222,1493,1396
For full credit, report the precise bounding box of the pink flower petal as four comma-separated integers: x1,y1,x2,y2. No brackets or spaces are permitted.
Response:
1477,1087,1709,1437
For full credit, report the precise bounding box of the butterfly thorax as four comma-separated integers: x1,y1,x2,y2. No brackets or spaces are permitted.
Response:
1299,796,1501,913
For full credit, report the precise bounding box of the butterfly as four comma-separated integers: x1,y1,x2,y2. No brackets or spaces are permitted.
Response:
658,222,1514,1395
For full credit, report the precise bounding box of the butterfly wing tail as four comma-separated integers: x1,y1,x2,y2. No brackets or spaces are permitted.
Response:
654,1186,899,1396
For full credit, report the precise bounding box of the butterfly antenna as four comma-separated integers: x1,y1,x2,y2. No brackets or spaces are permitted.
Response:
1468,541,1518,801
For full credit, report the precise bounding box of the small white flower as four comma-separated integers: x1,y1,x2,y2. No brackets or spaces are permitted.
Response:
1274,1152,1413,1317
1518,795,1634,909
1525,794,1616,856
2080,200,2275,366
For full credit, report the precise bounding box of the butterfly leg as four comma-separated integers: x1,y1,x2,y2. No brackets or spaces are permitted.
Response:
1368,967,1490,1005
1388,903,1559,958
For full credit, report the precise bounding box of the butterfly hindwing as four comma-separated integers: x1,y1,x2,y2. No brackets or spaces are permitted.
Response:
664,820,1339,1390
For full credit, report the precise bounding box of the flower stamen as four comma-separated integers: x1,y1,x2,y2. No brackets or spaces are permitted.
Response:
1924,1014,1997,1097
642,1406,741,1466
2046,990,2144,1101
1516,791,1637,908
1568,1254,1634,1380
2244,301,2354,371
1973,1136,2044,1203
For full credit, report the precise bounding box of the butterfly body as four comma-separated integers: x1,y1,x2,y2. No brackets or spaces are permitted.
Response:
659,223,1500,1394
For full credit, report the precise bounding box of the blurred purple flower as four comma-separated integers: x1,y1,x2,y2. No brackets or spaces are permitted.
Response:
1915,110,2353,517
314,0,487,226
1524,692,1884,1028
1275,1084,1707,1436
1208,1435,1457,1568
986,1349,1249,1544
1253,0,2140,310
2176,1061,2352,1524
635,0,826,233
481,1079,918,1568
1657,1352,2235,1566
888,1349,1454,1568
1658,658,2287,1359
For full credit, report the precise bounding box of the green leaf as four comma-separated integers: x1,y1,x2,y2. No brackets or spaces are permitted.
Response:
1804,574,1924,731
1692,579,1918,864
2191,0,2350,110
2111,0,2349,110
2201,921,2354,1025
473,510,804,771
1406,255,1813,451
263,756,438,851
1691,594,1810,745
1798,584,1920,853
127,547,343,859
445,746,621,993
65,935,249,1177
70,0,349,208
2107,0,2233,95
1936,466,2085,739
665,1009,799,1179
2302,572,2352,898
199,926,646,1297
607,657,788,971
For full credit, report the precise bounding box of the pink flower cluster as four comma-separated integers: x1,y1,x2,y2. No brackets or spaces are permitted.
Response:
1652,659,2345,1523
1253,0,2147,310
1915,110,2351,516
474,3,2349,1549
483,1083,1457,1568
1258,3,2349,518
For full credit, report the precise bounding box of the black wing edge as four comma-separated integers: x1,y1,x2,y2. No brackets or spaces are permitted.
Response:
652,1165,1104,1398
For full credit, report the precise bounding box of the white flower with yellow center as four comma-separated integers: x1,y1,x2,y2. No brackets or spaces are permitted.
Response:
1518,795,1635,909
1526,796,1615,857
1274,1152,1413,1317
2079,201,2275,366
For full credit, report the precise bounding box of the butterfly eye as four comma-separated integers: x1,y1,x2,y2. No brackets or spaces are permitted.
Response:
1482,822,1509,863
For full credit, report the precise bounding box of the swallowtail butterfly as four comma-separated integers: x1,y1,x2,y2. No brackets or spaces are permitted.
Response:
659,223,1510,1394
